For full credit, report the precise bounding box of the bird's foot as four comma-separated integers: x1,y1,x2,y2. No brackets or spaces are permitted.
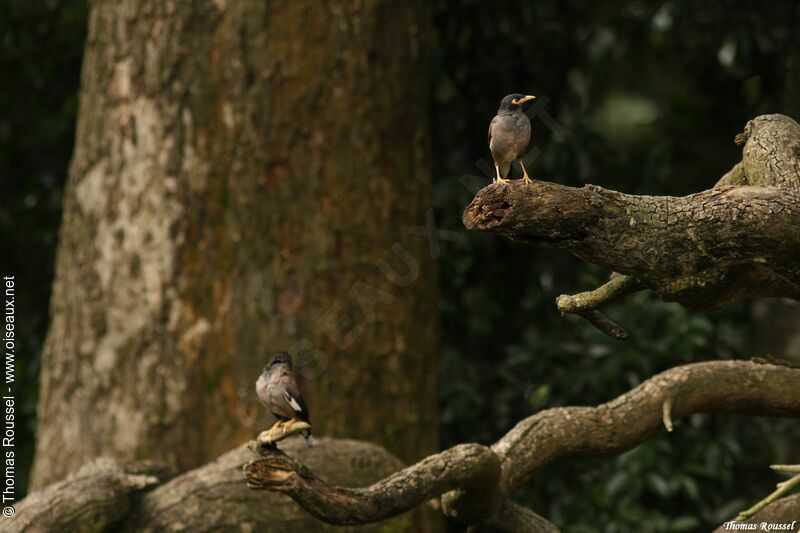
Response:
519,160,532,185
496,177,510,185
257,420,313,447
265,420,283,441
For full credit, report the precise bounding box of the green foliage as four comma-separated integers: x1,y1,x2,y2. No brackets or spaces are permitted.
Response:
432,1,800,530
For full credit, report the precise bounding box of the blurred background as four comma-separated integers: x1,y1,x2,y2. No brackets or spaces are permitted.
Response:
2,0,799,531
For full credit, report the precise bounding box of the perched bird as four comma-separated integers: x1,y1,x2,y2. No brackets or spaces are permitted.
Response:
488,93,536,184
256,352,313,446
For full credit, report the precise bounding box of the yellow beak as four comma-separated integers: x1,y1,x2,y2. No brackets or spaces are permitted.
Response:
519,95,536,104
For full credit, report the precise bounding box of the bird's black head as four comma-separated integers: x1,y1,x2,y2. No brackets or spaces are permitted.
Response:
265,352,292,372
498,93,536,112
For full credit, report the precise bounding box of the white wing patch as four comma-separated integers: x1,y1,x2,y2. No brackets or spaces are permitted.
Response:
283,390,303,413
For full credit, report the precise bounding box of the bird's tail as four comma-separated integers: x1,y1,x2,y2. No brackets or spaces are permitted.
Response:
301,428,313,447
499,162,511,179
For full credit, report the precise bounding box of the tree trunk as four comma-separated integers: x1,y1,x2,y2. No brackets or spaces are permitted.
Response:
32,0,436,490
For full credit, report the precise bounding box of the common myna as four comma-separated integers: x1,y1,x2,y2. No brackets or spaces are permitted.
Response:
256,352,313,446
488,93,536,184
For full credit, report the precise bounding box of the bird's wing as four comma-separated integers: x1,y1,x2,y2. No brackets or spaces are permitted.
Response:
488,115,498,144
280,373,310,423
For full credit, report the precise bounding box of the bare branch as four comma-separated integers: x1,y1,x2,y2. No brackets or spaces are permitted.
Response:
17,361,800,531
463,114,800,315
241,360,800,529
493,360,800,493
556,275,644,314
572,309,630,340
773,464,800,474
243,443,501,526
555,274,644,339
136,439,411,532
15,440,410,532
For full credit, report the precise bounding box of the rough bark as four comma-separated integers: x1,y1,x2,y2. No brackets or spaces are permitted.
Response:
242,361,800,530
463,114,800,310
33,0,437,490
491,360,800,494
10,459,171,532
15,361,800,530
244,443,502,525
12,439,410,532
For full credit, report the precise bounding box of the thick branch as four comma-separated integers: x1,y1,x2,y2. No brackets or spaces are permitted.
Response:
244,443,501,526
242,360,800,529
133,439,410,532
9,459,171,532
464,181,800,307
492,360,800,493
463,114,800,308
14,440,409,532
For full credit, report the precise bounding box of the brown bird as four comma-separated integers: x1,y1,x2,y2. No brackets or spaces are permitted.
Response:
488,93,536,184
256,352,313,446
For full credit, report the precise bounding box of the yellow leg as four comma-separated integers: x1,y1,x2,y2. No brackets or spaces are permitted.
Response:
520,160,533,185
495,163,509,184
267,419,284,441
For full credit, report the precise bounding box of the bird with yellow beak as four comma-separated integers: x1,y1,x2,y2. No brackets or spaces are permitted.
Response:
488,94,536,184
